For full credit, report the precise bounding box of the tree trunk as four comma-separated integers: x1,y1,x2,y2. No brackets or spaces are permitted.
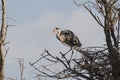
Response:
0,0,6,80
0,44,4,80
104,29,120,80
104,4,120,80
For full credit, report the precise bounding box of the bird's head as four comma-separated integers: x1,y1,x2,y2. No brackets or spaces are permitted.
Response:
52,27,61,34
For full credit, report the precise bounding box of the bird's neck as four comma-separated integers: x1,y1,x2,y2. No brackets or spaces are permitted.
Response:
57,30,61,34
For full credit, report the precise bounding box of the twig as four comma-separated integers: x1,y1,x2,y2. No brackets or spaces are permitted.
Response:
83,4,104,28
4,47,9,57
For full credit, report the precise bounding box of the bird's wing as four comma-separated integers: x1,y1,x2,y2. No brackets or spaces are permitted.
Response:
61,30,81,46
61,30,74,41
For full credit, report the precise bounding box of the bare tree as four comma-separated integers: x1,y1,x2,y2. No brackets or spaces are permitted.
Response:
17,58,25,80
30,0,120,80
5,59,25,80
0,0,7,80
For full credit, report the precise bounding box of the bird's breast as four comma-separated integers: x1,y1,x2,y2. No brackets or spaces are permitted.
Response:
59,35,65,42
57,34,65,42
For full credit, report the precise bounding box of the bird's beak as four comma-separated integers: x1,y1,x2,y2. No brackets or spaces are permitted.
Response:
51,30,55,34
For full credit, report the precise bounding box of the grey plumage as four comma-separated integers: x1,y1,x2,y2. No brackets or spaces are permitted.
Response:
53,28,81,47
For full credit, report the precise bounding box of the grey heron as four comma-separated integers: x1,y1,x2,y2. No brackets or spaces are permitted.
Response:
52,27,82,55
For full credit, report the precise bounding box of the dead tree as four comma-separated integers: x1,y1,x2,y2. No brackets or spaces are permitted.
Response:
82,0,120,80
0,0,7,80
17,58,25,80
30,0,120,80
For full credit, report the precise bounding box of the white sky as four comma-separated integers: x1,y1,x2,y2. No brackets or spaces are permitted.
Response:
5,0,105,80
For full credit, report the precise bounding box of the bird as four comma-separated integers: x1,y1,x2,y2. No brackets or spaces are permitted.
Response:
52,27,82,48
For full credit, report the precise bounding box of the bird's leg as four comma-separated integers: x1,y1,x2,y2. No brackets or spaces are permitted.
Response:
69,49,74,61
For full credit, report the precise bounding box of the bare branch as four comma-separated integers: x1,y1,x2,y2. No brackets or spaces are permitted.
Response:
4,47,9,57
83,4,104,28
17,58,25,80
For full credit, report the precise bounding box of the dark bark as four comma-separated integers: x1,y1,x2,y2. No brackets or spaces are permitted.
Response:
0,44,4,80
103,0,120,80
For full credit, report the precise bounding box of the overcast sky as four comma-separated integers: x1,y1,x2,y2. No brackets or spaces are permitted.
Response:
4,0,105,80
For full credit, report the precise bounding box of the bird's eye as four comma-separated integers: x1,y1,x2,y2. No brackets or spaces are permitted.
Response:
55,27,59,30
